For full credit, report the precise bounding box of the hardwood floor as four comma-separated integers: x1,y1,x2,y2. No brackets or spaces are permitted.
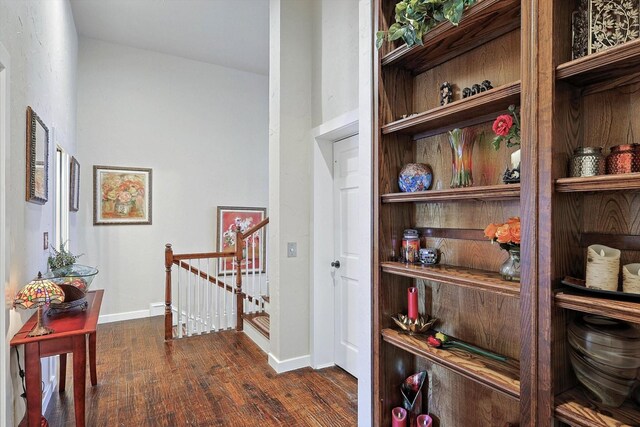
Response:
45,316,357,426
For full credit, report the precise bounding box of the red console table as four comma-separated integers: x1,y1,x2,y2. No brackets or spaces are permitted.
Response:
11,289,104,427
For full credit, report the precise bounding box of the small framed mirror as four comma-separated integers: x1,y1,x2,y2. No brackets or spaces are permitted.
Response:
26,106,49,204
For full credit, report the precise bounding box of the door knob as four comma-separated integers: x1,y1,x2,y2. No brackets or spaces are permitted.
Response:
331,260,341,268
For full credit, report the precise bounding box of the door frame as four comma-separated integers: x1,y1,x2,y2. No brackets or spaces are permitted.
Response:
0,41,11,427
310,109,358,370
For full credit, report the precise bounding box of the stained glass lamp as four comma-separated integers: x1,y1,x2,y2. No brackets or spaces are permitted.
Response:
14,272,65,337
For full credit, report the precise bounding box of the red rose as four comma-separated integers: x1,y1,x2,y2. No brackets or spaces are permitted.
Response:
493,114,513,137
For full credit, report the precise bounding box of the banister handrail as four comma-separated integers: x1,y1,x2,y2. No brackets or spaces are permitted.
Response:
238,217,269,240
172,251,230,261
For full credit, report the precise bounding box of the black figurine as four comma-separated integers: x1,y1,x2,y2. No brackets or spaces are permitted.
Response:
440,82,453,106
462,87,472,98
481,80,493,91
462,80,493,98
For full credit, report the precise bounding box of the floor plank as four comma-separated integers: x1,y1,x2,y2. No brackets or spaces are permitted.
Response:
45,316,357,426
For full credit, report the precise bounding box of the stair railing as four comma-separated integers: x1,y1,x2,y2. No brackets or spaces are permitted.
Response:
164,217,269,340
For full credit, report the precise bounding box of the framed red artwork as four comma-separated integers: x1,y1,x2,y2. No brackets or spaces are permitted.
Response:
216,206,266,274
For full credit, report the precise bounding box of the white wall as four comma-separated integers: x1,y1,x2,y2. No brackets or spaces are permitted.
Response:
311,0,360,128
0,0,78,424
268,0,313,370
76,38,269,318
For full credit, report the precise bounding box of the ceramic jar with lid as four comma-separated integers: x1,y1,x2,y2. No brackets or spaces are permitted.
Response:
570,147,605,177
606,144,640,174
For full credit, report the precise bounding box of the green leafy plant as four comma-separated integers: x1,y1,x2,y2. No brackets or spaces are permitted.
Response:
48,242,82,272
376,0,477,49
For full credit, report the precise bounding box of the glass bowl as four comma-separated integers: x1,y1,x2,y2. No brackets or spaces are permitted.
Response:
44,264,99,292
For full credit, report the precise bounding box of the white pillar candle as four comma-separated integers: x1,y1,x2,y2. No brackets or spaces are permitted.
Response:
511,149,521,170
586,244,621,291
623,264,640,294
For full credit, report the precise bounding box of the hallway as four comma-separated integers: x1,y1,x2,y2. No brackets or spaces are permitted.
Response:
44,317,357,426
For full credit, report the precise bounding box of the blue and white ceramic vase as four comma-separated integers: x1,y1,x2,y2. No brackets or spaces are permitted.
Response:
398,163,433,192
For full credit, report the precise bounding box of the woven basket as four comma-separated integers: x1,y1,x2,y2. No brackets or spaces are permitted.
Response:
585,245,621,291
623,264,640,294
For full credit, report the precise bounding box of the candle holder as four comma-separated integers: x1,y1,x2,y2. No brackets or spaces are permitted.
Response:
391,314,438,335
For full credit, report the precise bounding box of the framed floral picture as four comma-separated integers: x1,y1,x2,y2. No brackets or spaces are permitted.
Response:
69,156,80,212
93,166,152,225
216,206,266,274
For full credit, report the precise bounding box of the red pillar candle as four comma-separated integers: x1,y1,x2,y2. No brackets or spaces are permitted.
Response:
417,415,433,427
408,287,418,320
392,407,407,427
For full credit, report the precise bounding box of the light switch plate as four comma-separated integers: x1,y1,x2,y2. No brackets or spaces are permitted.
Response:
43,232,49,250
287,242,297,258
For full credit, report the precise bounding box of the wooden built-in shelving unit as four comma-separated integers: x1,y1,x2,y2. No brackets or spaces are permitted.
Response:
382,262,520,298
381,329,520,398
374,0,640,425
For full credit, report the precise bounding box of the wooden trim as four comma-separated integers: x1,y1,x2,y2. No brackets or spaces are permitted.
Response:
381,262,520,298
381,0,521,74
555,291,640,324
382,328,520,399
381,81,521,138
556,38,640,87
172,252,230,261
382,184,520,203
555,173,640,192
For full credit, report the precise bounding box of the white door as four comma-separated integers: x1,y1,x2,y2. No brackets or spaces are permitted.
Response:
333,134,359,377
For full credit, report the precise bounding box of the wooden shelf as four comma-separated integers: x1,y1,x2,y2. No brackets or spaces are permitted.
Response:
555,291,640,324
382,184,520,203
556,39,640,87
381,262,520,298
555,173,640,193
381,81,521,139
381,0,521,75
381,328,520,399
555,388,640,427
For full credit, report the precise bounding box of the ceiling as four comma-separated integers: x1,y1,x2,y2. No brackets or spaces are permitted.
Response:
70,0,269,75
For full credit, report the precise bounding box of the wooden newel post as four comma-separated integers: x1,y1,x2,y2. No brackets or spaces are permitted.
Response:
165,244,173,341
235,226,244,331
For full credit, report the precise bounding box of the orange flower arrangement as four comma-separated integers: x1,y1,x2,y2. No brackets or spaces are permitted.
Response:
484,217,521,248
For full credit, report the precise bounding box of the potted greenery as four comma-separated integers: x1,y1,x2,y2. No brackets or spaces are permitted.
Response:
376,0,477,49
48,242,83,276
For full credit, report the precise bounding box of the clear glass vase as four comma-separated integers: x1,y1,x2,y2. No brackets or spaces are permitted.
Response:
500,247,521,282
448,128,476,188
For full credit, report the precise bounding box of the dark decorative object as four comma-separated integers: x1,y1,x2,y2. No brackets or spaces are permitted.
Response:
561,276,640,300
568,315,640,407
570,147,605,177
26,106,50,205
419,248,439,265
399,163,433,192
462,80,493,98
502,165,520,184
572,0,640,60
606,143,640,174
439,82,453,106
70,156,80,211
448,128,476,188
401,372,427,427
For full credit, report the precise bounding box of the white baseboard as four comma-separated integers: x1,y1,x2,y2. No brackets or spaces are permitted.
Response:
243,322,270,353
97,302,168,324
149,302,165,317
313,362,336,370
98,309,149,324
268,353,310,374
